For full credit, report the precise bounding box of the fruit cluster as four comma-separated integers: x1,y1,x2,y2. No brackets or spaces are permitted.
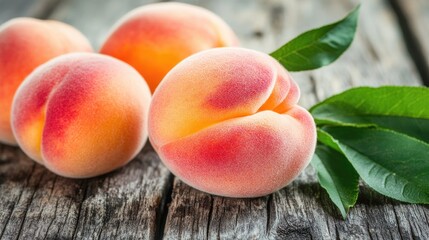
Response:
0,2,316,197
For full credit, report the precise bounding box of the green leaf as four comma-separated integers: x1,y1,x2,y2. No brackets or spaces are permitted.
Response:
311,143,359,218
270,5,360,71
317,129,342,152
322,126,429,204
310,86,429,142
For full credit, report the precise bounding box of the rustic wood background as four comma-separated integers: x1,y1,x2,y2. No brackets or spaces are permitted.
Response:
1,0,428,239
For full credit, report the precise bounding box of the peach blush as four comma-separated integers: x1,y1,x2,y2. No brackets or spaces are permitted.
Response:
0,17,92,145
12,53,151,178
100,2,239,92
149,47,316,198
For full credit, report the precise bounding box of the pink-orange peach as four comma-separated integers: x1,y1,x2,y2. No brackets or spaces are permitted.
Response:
0,18,93,145
100,2,239,93
11,53,151,178
149,48,316,198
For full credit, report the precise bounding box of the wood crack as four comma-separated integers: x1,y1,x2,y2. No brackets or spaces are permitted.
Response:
335,224,340,240
43,198,59,240
154,173,174,240
205,196,214,240
309,75,320,103
28,0,64,19
16,163,39,240
392,206,405,240
71,181,88,240
60,197,73,238
97,178,111,239
388,0,429,86
366,222,374,240
0,202,15,239
265,194,272,236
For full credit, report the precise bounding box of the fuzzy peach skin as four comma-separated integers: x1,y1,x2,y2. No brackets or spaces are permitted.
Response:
11,53,151,178
100,2,239,93
149,48,317,198
0,18,93,145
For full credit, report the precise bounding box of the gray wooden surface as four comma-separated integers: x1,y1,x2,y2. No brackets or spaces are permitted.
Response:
391,0,429,85
0,0,428,239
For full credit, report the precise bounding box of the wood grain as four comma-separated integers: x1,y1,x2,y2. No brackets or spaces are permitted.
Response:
390,0,429,85
0,143,171,240
49,0,157,49
0,0,428,239
0,0,61,22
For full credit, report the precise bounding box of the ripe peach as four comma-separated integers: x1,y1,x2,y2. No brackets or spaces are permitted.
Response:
0,18,93,145
11,53,151,178
149,48,317,198
100,2,239,93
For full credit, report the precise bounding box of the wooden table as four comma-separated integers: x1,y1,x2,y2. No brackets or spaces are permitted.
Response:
1,0,428,239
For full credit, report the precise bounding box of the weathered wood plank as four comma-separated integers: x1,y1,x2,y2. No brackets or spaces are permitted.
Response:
163,0,428,239
49,0,157,49
0,144,171,240
0,0,61,23
390,0,429,85
0,0,38,22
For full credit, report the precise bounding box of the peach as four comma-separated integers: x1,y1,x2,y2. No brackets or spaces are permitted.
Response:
11,53,151,178
0,18,93,145
100,2,239,93
149,48,317,198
